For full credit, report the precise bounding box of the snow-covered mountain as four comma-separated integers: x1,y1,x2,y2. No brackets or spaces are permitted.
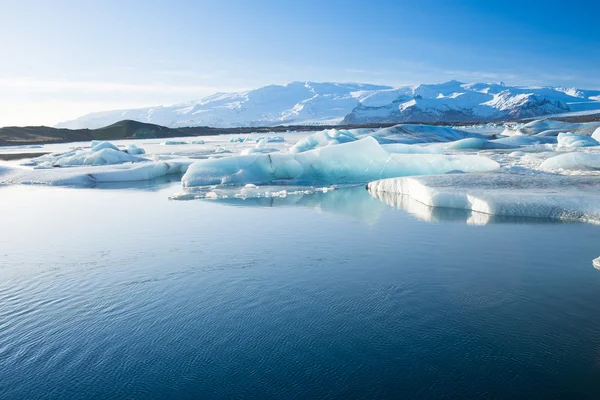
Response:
57,81,600,129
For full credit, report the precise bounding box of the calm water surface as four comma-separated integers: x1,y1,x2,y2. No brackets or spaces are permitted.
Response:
1,182,600,399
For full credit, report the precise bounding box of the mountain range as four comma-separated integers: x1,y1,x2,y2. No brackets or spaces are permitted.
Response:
57,81,600,129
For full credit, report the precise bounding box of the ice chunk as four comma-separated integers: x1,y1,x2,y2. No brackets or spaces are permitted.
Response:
0,161,191,187
591,127,600,142
556,132,599,148
593,257,600,270
492,136,556,146
369,124,487,144
289,129,357,153
367,173,600,223
91,141,120,152
539,152,600,171
162,140,188,145
505,119,600,137
240,139,280,155
126,144,146,155
191,140,205,144
182,137,499,187
54,148,147,166
434,138,515,150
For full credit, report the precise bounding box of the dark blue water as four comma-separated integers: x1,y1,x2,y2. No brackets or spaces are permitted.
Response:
1,183,600,399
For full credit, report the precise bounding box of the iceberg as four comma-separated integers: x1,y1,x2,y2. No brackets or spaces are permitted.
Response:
504,119,600,137
182,137,499,187
54,148,147,167
0,161,191,187
368,124,488,144
24,142,148,168
289,129,357,153
162,140,188,145
367,173,600,223
240,139,280,155
91,141,120,152
434,138,515,151
593,257,600,270
491,136,556,147
556,132,599,148
539,152,600,171
126,144,146,155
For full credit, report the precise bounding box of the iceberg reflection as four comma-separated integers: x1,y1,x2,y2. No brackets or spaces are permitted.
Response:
172,185,387,224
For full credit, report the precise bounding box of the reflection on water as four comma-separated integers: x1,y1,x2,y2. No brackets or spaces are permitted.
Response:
176,183,574,226
178,185,388,224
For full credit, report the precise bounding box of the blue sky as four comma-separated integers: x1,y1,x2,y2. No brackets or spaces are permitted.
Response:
1,0,598,126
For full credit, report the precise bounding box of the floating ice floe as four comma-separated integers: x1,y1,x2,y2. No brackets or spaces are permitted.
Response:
431,138,515,151
229,135,285,143
502,119,600,137
593,257,600,270
23,141,148,167
289,129,357,153
368,124,488,144
126,144,146,155
162,140,188,145
367,173,600,223
539,152,600,171
556,132,599,148
491,135,556,147
0,161,191,187
182,137,499,187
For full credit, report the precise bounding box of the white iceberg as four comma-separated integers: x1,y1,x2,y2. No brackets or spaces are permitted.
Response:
289,129,357,153
182,137,499,187
367,173,600,223
162,140,188,145
492,136,556,147
91,141,120,151
504,119,600,137
126,144,146,155
54,148,147,167
240,139,280,155
24,142,148,167
539,152,600,171
0,161,191,187
434,138,515,151
369,124,488,144
556,132,599,148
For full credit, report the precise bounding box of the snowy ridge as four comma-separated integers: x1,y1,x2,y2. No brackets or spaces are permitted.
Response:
57,81,600,129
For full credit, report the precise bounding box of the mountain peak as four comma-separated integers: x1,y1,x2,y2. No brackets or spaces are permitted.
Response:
56,81,600,129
